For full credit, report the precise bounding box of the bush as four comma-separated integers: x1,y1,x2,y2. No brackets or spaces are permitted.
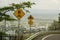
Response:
48,20,60,30
0,31,7,40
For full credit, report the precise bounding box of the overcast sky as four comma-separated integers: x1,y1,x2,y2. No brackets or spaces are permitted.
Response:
0,0,60,9
0,0,60,19
31,0,60,10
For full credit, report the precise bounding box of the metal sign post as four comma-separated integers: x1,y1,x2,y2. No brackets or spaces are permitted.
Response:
30,25,31,35
17,19,20,40
14,9,25,40
28,20,33,35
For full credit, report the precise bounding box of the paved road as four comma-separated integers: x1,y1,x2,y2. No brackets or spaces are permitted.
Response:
42,34,60,40
33,34,60,40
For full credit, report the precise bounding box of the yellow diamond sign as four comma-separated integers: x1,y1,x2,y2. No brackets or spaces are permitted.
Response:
14,9,25,20
28,15,34,20
28,20,33,25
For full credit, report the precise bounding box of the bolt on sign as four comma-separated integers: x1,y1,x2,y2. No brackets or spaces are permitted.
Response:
28,20,33,25
14,9,25,20
28,15,34,20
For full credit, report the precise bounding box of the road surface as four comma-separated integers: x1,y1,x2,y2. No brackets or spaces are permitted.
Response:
33,34,60,40
42,34,60,40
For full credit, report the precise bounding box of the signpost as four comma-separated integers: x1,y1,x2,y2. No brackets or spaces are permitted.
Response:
28,15,34,20
28,20,33,25
14,9,25,20
28,15,34,35
14,9,25,40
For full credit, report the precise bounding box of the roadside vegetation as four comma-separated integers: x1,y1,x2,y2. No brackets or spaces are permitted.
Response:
0,1,35,40
48,13,60,30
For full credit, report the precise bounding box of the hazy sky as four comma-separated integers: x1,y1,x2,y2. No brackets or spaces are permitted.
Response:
0,0,60,9
30,0,60,10
0,0,60,18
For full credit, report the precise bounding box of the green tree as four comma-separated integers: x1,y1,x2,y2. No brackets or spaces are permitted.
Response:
0,1,35,40
0,31,7,40
58,13,60,23
0,12,16,21
48,13,60,30
11,1,35,12
48,20,58,30
0,1,35,21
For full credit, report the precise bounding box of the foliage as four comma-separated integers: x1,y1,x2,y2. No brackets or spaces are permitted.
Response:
48,20,60,30
48,13,60,31
0,31,7,36
0,1,35,21
58,13,60,23
0,31,7,40
0,12,16,21
11,1,35,9
11,1,35,12
0,1,35,12
0,6,14,11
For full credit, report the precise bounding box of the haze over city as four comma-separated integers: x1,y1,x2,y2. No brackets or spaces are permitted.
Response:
0,0,60,19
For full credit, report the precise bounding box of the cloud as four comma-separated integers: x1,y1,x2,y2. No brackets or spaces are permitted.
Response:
30,0,60,10
0,0,60,10
0,0,24,7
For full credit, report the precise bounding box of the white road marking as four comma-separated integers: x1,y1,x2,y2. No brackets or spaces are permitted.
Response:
42,34,55,40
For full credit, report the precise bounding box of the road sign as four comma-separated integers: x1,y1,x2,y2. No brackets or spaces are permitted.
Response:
28,15,34,20
28,20,33,25
14,9,25,20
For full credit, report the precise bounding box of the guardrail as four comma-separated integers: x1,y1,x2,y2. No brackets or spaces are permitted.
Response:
25,31,60,40
25,32,40,40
